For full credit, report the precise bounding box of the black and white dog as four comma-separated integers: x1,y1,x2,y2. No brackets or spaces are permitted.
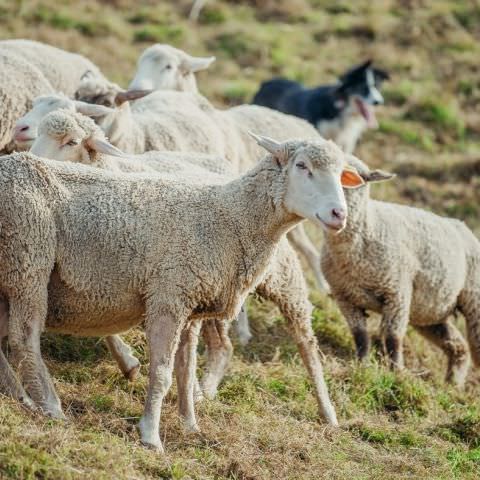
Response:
252,60,390,153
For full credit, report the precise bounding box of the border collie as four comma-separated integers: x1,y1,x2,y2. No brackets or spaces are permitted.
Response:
252,60,390,153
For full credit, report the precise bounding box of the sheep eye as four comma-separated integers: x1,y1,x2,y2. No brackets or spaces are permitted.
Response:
296,162,307,170
165,64,172,70
65,139,79,147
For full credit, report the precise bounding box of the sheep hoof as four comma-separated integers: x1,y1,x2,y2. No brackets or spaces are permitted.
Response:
125,363,141,382
43,406,66,420
182,420,201,434
140,439,164,453
19,395,38,413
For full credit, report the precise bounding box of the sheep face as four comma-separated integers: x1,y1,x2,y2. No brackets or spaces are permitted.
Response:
252,134,364,233
13,95,74,149
30,110,125,165
14,95,113,149
128,44,215,92
31,130,90,164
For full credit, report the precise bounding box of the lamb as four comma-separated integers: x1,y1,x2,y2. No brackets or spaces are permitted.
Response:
0,134,359,451
321,155,480,386
0,39,106,152
30,108,230,176
128,44,215,92
29,109,343,422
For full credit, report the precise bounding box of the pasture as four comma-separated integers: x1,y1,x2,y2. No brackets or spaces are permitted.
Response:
0,1,479,478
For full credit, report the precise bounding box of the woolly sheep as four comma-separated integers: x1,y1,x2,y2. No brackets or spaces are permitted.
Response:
0,49,52,153
0,39,105,152
31,109,230,176
0,135,358,450
129,44,215,92
321,156,480,386
30,109,341,420
0,39,104,95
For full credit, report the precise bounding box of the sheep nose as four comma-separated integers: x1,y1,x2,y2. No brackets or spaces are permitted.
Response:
332,208,346,222
14,124,29,135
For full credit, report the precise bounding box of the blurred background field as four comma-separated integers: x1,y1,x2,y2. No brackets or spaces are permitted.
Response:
0,1,479,479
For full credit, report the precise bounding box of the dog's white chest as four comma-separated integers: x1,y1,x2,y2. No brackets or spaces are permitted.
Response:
316,116,366,154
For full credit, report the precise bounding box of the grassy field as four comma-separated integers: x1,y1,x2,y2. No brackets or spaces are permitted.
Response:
1,0,480,478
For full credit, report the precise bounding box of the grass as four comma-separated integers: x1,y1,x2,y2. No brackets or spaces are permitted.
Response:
1,0,480,478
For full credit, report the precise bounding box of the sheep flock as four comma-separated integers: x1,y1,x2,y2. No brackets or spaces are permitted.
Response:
0,36,479,460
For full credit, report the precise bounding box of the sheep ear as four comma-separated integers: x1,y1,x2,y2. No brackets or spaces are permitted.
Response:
341,167,365,189
87,137,127,158
74,101,113,117
183,55,216,73
366,170,395,183
248,131,288,163
115,89,153,106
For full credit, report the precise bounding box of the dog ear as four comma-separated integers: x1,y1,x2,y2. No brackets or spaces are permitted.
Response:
361,59,373,70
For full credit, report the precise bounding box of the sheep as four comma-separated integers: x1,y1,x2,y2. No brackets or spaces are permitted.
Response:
31,108,230,176
129,44,215,92
0,39,106,152
0,135,358,450
0,49,53,153
321,155,480,386
30,109,341,422
0,39,104,95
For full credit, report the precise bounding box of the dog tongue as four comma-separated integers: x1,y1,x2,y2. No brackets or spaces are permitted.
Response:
356,98,378,128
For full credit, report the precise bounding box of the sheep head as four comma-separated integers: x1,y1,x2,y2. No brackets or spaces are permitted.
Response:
128,43,215,92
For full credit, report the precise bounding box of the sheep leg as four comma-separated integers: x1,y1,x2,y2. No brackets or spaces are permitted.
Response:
337,299,370,361
105,335,140,381
381,294,411,370
138,309,185,452
175,320,201,433
235,303,252,346
287,314,338,425
256,269,338,425
201,318,233,399
414,322,470,387
8,293,64,418
0,298,36,410
287,226,330,294
459,290,480,367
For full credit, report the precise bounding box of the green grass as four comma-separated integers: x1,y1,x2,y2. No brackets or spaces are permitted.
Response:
0,0,480,478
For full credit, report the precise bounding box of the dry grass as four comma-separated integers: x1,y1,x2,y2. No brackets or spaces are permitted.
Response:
0,0,480,478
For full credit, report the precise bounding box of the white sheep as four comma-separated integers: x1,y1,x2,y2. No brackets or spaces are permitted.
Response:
321,155,480,386
30,109,344,422
0,134,358,451
0,39,106,152
129,44,215,92
0,39,104,95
